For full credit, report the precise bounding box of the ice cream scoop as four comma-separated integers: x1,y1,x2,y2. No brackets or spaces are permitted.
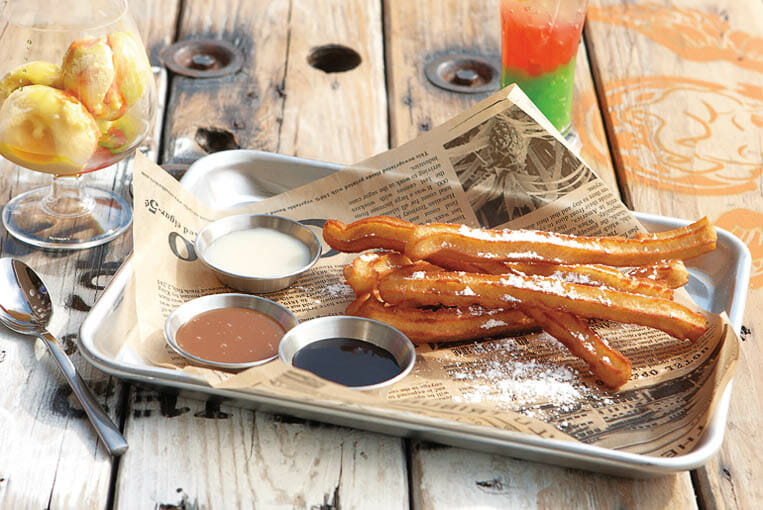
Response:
0,61,63,107
61,36,120,119
107,31,151,110
61,32,150,121
0,84,100,174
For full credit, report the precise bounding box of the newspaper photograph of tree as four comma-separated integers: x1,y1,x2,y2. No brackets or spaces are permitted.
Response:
443,105,596,228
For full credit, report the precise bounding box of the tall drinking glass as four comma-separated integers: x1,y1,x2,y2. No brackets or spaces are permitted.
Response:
0,0,156,249
500,0,587,135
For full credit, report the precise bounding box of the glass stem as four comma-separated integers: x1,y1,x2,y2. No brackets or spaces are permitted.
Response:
41,175,94,217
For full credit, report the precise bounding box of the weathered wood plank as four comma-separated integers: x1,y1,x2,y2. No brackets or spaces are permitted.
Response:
0,314,115,510
585,2,763,508
129,0,182,65
0,231,136,509
278,0,388,164
383,1,698,507
161,0,291,164
163,0,387,166
384,0,501,148
571,42,618,194
116,392,408,509
116,1,407,508
411,443,697,509
0,1,173,507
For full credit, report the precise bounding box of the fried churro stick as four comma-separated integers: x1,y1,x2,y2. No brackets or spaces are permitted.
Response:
377,264,707,341
406,217,716,266
627,260,689,289
347,293,537,345
343,251,412,295
633,220,708,240
429,258,675,299
507,262,673,298
521,307,632,388
323,216,415,253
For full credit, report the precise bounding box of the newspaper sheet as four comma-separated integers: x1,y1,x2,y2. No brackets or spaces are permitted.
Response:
130,85,738,457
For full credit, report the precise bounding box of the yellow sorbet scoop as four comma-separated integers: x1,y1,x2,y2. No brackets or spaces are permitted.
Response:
0,84,100,175
61,32,150,121
0,61,64,107
61,36,119,119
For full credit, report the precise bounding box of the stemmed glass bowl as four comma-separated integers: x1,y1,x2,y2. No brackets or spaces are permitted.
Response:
0,0,156,249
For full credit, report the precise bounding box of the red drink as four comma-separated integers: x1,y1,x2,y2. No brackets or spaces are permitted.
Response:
500,0,587,134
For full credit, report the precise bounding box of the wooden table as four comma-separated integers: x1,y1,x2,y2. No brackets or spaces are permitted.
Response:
1,1,761,508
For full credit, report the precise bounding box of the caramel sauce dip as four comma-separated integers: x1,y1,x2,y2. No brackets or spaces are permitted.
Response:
176,307,285,363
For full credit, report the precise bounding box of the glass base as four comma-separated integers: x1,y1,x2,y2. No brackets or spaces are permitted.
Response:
564,126,582,154
2,185,132,250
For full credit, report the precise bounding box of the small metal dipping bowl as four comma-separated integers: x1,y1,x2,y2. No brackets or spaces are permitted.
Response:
278,316,416,390
196,214,321,294
165,293,298,371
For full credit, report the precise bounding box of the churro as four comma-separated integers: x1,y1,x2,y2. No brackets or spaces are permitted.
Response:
324,215,715,388
347,293,537,345
323,216,415,253
377,264,706,341
406,217,716,266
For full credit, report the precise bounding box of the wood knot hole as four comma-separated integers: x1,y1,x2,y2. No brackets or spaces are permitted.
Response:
308,44,361,73
195,127,240,153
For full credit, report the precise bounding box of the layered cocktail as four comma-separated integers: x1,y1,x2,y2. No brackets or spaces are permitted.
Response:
500,0,587,134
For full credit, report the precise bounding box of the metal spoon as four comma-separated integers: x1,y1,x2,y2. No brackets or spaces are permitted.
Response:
0,257,128,456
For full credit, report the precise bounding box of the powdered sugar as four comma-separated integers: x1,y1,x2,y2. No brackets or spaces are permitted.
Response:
453,356,583,410
324,283,353,297
456,224,589,249
459,286,476,296
442,334,602,419
480,319,508,329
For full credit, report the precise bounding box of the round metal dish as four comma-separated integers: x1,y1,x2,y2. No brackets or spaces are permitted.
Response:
278,316,416,390
180,149,341,210
164,293,298,370
196,214,321,294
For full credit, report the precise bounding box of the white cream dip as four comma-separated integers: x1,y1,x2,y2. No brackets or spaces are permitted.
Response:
205,227,311,278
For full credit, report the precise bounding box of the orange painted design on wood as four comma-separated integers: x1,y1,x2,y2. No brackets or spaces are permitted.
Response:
605,76,763,195
715,209,763,289
587,4,763,73
572,90,609,169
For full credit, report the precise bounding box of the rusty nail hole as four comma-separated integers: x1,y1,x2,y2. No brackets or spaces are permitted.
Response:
190,53,216,70
453,68,479,86
424,54,500,94
195,127,240,154
160,39,244,78
307,44,361,73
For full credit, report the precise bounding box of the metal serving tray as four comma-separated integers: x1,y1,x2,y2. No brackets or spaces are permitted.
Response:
79,151,751,477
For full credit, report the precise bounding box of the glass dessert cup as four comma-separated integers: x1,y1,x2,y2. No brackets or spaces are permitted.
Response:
500,0,587,136
0,0,156,249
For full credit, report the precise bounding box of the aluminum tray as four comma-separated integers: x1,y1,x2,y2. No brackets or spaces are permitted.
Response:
79,152,751,478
